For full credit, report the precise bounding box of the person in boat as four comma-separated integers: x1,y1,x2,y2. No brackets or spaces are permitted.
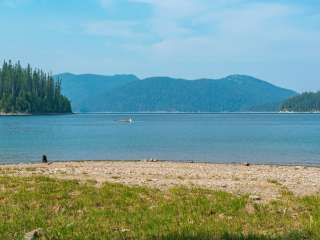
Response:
119,117,134,123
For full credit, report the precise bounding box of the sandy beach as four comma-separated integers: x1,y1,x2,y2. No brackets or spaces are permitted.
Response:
1,160,319,201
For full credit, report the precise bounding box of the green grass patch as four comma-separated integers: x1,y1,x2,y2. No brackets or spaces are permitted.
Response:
0,176,319,239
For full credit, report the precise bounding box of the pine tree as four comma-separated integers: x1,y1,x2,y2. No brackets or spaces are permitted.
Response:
0,60,72,114
281,92,320,112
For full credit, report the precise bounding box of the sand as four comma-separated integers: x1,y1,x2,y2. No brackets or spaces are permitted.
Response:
1,161,319,201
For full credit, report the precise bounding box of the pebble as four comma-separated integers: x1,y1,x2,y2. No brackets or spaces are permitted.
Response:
24,228,45,240
3,161,320,202
147,158,158,162
249,195,261,201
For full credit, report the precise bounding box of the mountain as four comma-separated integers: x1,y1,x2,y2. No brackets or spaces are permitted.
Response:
281,91,320,112
54,73,139,112
55,73,297,112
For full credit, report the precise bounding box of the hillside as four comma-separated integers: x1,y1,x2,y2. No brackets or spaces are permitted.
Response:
54,73,139,112
0,61,71,114
281,91,320,112
55,73,297,112
99,75,296,112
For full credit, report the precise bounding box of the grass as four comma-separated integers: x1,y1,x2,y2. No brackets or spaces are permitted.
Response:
0,176,319,239
267,179,282,186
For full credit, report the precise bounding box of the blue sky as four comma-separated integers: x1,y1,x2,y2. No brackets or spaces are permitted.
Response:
0,0,319,92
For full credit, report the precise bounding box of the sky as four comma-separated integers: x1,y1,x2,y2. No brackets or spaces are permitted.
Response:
0,0,319,92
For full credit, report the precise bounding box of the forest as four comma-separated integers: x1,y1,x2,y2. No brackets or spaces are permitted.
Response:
56,74,296,112
281,91,320,112
0,60,71,114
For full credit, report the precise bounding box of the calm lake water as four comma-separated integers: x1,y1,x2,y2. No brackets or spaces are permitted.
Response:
0,113,319,165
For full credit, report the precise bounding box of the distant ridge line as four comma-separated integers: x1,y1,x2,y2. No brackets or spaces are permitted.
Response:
54,73,297,113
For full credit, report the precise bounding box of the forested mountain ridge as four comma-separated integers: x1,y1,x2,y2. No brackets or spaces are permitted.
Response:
281,91,320,112
0,61,71,114
99,75,297,112
54,73,138,112
56,73,297,112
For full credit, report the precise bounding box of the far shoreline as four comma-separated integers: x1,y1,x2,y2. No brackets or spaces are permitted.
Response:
2,111,320,116
0,112,74,116
52,111,320,115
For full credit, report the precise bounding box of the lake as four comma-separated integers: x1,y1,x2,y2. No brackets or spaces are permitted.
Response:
0,113,319,165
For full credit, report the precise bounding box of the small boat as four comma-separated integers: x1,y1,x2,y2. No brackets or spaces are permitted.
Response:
119,117,134,124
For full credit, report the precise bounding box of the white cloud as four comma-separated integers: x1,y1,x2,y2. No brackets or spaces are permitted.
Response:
93,0,320,60
146,1,319,61
87,0,320,90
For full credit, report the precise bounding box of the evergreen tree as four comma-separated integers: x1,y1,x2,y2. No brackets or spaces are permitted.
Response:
0,60,72,113
281,91,320,112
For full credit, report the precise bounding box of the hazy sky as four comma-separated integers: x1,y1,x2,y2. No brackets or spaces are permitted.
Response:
0,0,319,92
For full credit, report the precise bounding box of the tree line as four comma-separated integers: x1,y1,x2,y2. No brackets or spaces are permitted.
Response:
0,60,71,113
281,91,320,112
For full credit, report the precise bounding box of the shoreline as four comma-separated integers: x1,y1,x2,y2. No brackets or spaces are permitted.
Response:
0,112,32,116
1,159,320,168
0,112,73,116
2,111,320,116
1,160,319,201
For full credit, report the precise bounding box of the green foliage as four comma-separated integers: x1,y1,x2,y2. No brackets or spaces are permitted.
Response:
98,75,297,112
55,73,138,112
281,91,320,112
0,60,72,114
56,74,297,112
0,176,319,239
